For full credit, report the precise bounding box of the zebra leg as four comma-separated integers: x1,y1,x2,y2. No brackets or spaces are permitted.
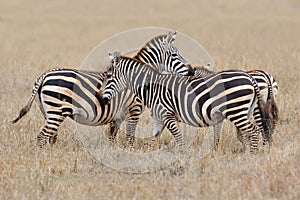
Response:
249,125,260,154
108,121,118,144
125,120,138,149
49,133,58,145
236,129,244,143
37,116,65,148
213,122,223,151
236,121,259,154
164,116,186,151
252,106,271,146
124,103,144,149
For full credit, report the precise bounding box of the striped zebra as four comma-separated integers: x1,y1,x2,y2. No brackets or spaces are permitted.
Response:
193,66,279,146
100,52,270,153
12,31,194,148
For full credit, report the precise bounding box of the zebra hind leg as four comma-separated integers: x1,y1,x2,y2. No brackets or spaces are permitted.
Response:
49,133,58,145
237,121,259,154
37,125,57,148
37,117,65,148
212,122,223,151
252,106,270,146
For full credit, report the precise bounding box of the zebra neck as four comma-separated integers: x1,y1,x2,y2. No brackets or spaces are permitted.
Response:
133,48,161,69
126,64,159,104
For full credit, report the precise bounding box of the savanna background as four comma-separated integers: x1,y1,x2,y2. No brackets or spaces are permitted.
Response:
0,0,300,199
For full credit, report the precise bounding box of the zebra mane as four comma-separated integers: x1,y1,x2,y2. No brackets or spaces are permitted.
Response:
112,53,167,75
134,31,176,57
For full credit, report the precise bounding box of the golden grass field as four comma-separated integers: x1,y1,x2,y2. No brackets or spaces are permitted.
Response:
1,0,300,199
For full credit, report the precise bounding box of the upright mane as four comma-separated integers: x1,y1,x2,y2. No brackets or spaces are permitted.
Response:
133,34,166,58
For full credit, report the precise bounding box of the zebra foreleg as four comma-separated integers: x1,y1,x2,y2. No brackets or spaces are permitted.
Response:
213,122,223,151
125,120,138,149
124,103,144,149
164,116,186,152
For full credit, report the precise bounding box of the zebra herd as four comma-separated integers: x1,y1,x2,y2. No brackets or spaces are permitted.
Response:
12,31,279,154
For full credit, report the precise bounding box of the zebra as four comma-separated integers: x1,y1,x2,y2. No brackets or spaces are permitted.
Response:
100,52,270,154
11,31,194,148
244,70,278,144
193,65,279,147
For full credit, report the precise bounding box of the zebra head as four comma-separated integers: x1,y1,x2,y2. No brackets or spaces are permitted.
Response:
100,51,126,105
135,31,195,76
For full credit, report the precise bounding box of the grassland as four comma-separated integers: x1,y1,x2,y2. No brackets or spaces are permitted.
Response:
0,0,299,199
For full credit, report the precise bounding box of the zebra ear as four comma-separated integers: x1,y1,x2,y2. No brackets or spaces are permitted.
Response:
108,51,114,62
113,51,121,64
108,51,121,65
162,31,177,51
166,31,176,44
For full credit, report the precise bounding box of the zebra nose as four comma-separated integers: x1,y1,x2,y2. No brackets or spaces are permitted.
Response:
99,92,110,105
100,96,109,105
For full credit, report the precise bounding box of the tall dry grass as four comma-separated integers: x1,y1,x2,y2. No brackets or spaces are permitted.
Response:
0,0,299,199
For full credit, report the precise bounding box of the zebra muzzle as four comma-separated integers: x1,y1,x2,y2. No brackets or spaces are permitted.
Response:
100,96,109,105
187,64,195,76
99,92,110,105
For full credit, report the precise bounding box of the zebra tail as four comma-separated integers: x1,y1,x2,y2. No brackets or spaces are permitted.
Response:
11,68,63,124
258,70,279,133
263,73,279,133
263,98,279,133
251,75,271,142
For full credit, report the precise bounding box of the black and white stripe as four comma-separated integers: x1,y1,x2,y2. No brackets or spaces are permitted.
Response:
101,53,269,153
244,70,278,144
193,66,279,146
12,31,193,148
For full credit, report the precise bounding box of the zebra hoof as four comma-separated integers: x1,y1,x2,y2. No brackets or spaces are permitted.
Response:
49,135,57,146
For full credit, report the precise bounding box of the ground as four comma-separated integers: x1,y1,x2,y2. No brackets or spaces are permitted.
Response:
0,0,299,199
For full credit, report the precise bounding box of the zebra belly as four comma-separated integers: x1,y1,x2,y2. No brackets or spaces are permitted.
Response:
38,87,137,126
39,87,125,126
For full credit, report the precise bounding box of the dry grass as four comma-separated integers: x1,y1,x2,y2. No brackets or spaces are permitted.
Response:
1,0,300,199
